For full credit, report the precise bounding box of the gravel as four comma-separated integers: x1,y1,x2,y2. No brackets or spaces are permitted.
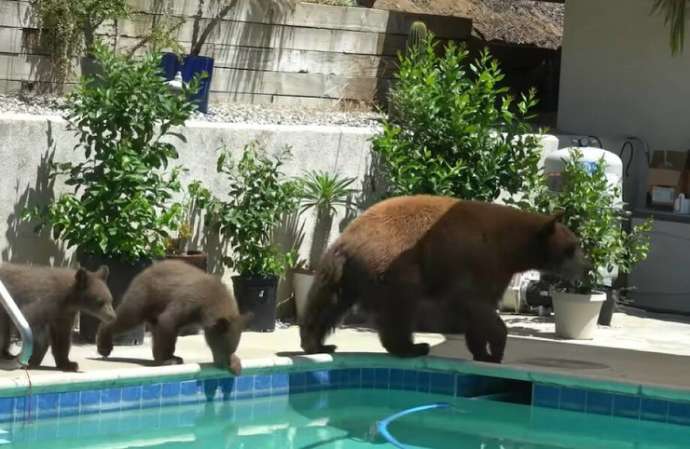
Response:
0,94,384,129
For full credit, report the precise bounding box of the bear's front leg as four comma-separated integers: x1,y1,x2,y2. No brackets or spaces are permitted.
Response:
51,317,79,372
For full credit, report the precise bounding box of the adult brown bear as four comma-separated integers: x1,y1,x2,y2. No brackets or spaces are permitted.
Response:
96,260,252,374
299,195,588,363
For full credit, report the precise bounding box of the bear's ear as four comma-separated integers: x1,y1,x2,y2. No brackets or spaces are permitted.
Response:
538,211,564,239
96,265,110,281
75,268,89,288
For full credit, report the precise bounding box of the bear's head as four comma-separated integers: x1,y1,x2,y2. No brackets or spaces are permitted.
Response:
73,266,116,323
536,213,590,282
203,312,254,375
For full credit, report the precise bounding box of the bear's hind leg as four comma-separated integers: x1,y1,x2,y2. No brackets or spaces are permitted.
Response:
375,301,429,358
300,289,355,355
465,302,506,363
28,327,50,369
0,312,12,359
151,313,182,366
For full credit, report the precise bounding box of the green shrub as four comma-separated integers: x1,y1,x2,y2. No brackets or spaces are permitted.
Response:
199,142,301,278
529,148,652,293
28,44,199,262
373,33,542,201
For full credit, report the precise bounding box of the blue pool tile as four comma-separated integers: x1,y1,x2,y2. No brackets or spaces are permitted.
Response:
254,375,272,397
429,373,454,395
329,369,345,388
289,372,307,392
668,401,690,426
162,382,181,398
560,388,587,412
203,378,219,401
533,384,560,409
402,370,418,391
389,369,404,389
613,394,641,419
586,391,613,415
0,397,14,421
37,393,59,417
14,396,38,416
361,369,376,388
343,369,361,388
236,376,254,399
306,371,330,390
416,371,430,393
457,374,480,397
80,390,101,409
641,398,668,422
100,388,122,411
271,373,289,393
142,384,162,403
180,380,202,400
220,377,236,399
58,391,80,418
374,368,389,388
121,385,142,408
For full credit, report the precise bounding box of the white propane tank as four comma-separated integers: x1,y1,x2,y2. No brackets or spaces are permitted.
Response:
544,146,624,207
544,146,624,286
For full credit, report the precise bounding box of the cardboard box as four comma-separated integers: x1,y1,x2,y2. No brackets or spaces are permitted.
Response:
647,150,689,206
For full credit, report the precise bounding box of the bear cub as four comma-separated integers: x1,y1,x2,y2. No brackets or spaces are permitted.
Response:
0,263,114,371
299,195,588,363
97,260,251,374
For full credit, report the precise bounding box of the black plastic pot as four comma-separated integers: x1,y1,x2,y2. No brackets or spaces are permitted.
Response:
232,276,278,332
597,288,618,326
78,253,151,345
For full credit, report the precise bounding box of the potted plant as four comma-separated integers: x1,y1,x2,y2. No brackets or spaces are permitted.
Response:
293,170,356,321
199,141,300,332
373,32,542,202
27,44,199,344
531,148,652,339
165,181,208,272
30,0,128,89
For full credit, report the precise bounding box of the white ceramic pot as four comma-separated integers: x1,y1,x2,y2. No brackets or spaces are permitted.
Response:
293,271,315,322
552,290,606,339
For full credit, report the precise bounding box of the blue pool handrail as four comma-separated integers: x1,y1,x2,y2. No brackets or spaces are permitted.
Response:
376,403,451,449
0,281,33,366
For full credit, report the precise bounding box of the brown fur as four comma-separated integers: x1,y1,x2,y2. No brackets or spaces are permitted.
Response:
0,263,114,371
96,260,251,373
299,195,587,362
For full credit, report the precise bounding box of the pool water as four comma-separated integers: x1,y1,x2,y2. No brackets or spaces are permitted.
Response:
2,388,688,449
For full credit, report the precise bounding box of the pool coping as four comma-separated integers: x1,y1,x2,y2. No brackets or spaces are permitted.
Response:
1,353,689,403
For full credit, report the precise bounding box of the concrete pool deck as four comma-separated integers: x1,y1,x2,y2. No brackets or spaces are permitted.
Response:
0,307,688,393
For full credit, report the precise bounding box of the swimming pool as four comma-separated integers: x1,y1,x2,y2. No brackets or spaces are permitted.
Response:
0,355,689,448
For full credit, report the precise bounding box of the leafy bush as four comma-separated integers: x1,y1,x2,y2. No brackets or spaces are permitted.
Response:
28,44,199,262
373,33,542,201
529,148,652,293
199,142,301,278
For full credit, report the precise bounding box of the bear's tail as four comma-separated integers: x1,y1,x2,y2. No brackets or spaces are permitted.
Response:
299,246,352,354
